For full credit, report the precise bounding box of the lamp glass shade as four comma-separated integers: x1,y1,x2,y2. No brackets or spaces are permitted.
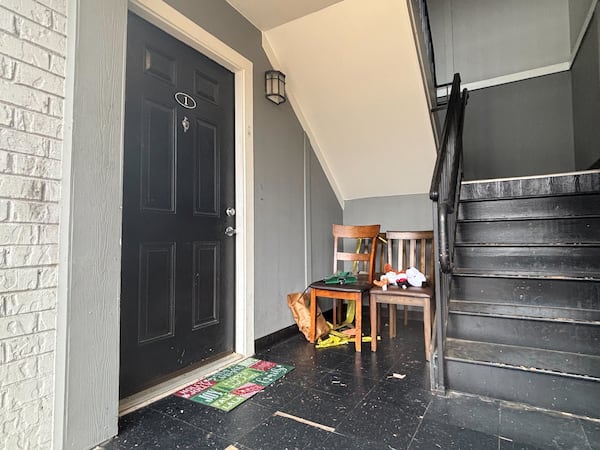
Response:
265,70,286,105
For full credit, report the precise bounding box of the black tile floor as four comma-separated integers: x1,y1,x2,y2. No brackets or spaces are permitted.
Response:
102,320,599,449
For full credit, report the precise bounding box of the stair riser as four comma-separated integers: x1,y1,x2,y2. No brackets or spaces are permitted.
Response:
447,314,600,355
445,359,600,419
458,193,600,221
456,217,600,245
449,301,600,322
454,246,600,276
451,276,600,310
460,172,600,200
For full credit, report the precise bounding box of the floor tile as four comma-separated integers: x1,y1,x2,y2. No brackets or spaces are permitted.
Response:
149,394,273,442
236,414,332,450
247,379,303,410
334,348,400,381
273,363,335,390
314,431,389,450
279,387,363,429
363,378,432,416
388,359,431,391
409,419,499,449
312,368,378,398
101,408,232,449
335,398,421,448
498,436,546,450
581,419,600,450
499,405,590,450
423,393,500,436
262,342,354,371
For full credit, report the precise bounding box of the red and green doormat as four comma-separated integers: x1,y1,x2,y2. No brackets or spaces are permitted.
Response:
174,358,294,412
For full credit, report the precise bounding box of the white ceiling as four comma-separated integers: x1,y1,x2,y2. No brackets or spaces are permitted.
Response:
228,0,437,203
225,0,343,31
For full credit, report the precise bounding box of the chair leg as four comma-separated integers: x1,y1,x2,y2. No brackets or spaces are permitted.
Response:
354,298,362,352
370,297,377,352
404,305,408,326
309,289,317,343
332,299,337,328
389,304,396,338
376,303,381,333
423,298,431,361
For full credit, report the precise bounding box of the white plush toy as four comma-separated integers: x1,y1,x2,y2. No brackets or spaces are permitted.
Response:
406,267,426,287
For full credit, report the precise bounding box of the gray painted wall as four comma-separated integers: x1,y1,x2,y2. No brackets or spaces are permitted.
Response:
309,142,342,281
163,0,341,338
462,72,575,180
343,194,433,233
572,5,600,170
428,0,570,84
569,0,595,51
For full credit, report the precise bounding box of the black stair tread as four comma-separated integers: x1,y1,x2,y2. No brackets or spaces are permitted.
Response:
458,214,600,223
453,268,600,281
446,338,600,380
460,171,600,200
459,190,600,203
449,300,600,324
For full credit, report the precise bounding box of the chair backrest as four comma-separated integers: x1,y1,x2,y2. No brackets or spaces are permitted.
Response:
332,224,381,283
385,231,434,283
375,232,387,275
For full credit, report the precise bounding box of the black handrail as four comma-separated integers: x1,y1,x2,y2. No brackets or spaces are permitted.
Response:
419,0,438,88
428,73,468,394
429,73,468,272
429,74,461,202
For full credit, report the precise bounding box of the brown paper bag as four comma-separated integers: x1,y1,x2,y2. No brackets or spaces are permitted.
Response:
287,291,330,341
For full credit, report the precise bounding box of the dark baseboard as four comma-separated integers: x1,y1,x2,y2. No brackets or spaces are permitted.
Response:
254,324,299,353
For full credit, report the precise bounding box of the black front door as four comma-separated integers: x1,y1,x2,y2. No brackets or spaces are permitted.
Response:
120,13,236,398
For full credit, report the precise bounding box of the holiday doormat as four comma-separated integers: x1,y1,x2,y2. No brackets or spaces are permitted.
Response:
174,358,294,412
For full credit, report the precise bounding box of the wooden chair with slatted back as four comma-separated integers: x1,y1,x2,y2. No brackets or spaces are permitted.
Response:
309,224,380,352
369,231,435,360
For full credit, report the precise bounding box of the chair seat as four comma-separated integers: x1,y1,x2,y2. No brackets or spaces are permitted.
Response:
310,280,373,293
370,285,433,299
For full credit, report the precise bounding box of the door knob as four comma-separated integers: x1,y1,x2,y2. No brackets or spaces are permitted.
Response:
224,226,236,237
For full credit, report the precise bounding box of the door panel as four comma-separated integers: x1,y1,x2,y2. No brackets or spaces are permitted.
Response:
138,243,176,343
120,12,235,398
141,99,176,212
193,119,219,216
192,241,219,329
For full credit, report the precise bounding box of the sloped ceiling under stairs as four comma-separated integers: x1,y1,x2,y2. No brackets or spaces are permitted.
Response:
226,0,437,204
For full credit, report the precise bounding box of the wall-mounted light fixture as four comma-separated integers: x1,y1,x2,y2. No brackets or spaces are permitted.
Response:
265,70,286,105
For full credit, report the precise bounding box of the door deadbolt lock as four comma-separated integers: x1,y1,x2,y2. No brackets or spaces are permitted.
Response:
226,207,236,217
224,226,236,237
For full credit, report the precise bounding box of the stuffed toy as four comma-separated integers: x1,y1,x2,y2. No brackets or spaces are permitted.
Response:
373,263,409,290
406,267,426,287
373,264,427,290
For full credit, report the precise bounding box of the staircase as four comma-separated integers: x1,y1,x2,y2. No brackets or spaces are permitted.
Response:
443,170,600,419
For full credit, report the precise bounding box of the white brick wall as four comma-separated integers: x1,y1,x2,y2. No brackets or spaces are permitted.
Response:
0,0,66,448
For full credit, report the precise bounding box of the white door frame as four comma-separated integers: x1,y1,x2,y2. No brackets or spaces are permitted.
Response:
129,0,255,357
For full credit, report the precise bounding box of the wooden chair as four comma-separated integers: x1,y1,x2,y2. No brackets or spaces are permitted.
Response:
369,231,435,360
309,224,380,352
